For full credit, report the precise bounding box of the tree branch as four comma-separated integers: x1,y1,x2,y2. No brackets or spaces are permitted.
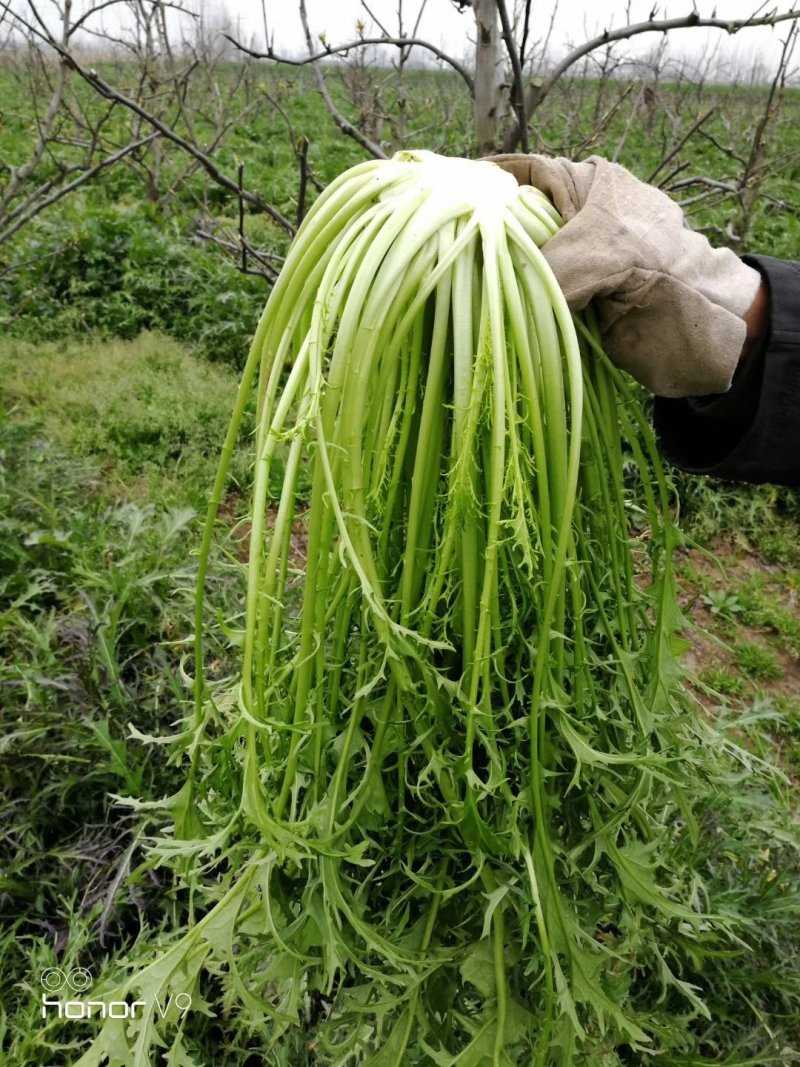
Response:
297,135,310,226
261,88,323,193
496,0,528,152
225,32,475,95
519,0,533,69
0,0,295,235
360,0,392,39
697,127,747,167
0,134,158,246
646,106,715,183
502,7,800,151
0,0,69,217
297,0,387,160
194,227,281,282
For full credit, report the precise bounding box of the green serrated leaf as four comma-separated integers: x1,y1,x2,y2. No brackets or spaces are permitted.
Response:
480,884,509,940
459,939,495,999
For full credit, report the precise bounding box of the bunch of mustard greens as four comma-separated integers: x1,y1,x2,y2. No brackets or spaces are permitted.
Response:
75,153,796,1067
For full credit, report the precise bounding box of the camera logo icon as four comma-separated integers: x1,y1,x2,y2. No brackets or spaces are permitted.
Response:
40,968,92,994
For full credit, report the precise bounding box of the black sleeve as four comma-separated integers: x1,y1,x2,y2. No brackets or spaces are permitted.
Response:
652,254,800,487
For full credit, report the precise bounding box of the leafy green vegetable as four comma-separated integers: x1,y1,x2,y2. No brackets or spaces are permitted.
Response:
73,152,800,1066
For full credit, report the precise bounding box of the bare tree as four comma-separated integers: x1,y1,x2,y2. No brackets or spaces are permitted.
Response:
3,0,800,291
0,0,294,280
473,0,508,153
234,2,800,161
732,23,798,243
0,0,157,244
503,7,800,150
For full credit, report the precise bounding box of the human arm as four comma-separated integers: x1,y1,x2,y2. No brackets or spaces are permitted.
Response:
489,154,800,486
653,255,800,486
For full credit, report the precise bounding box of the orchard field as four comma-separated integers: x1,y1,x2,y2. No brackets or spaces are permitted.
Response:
1,50,800,1066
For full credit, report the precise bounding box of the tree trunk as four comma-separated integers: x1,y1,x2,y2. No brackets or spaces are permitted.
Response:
473,0,505,155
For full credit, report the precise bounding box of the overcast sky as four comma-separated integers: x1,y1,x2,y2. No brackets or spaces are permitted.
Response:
220,1,798,80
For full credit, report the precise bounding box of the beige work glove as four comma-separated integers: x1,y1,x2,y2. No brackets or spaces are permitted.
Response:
488,153,762,398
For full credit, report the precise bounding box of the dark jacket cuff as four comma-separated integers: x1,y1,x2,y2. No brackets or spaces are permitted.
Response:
653,254,800,487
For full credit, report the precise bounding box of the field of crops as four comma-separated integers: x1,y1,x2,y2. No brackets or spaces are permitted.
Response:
1,58,800,1066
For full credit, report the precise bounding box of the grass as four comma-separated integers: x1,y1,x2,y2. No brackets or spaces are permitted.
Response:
676,536,800,789
735,640,784,680
735,577,800,659
0,410,175,1063
0,342,255,1066
702,666,746,696
0,333,254,504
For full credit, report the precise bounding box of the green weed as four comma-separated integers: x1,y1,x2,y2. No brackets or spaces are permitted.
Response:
672,470,800,564
735,579,800,660
735,641,784,680
0,333,253,503
702,588,744,621
703,666,746,697
0,404,249,1065
0,205,270,367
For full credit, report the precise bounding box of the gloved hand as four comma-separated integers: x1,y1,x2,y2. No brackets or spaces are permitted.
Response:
488,153,762,398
